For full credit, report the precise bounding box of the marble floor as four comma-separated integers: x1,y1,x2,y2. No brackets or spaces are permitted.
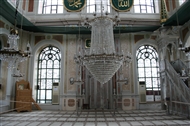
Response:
0,109,190,126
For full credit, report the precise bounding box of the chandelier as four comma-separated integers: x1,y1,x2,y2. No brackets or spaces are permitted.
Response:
0,0,31,70
74,17,132,84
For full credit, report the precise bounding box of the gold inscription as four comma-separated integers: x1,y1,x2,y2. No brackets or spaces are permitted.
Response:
118,0,130,7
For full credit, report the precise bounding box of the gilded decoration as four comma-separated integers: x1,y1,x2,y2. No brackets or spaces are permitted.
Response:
63,0,86,12
111,0,134,12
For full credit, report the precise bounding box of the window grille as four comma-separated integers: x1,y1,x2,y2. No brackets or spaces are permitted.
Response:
134,0,159,13
38,0,64,14
136,45,160,101
36,45,61,103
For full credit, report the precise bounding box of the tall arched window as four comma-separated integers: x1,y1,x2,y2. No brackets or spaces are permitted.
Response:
136,45,160,101
36,45,61,103
87,0,110,13
38,0,64,14
134,0,159,13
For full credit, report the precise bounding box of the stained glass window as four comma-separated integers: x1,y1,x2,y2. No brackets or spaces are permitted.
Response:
134,0,159,13
38,0,64,14
136,45,160,101
87,0,110,13
36,45,61,103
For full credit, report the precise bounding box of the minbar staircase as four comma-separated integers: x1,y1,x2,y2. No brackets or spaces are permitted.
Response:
161,59,190,117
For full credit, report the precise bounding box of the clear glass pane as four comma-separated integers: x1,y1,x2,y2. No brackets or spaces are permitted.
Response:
40,79,46,89
46,90,52,99
52,6,56,9
53,69,59,78
40,100,45,103
38,0,43,14
138,68,145,77
52,10,56,14
152,78,158,88
138,59,144,67
57,6,63,13
149,53,153,59
47,69,52,78
42,60,47,68
141,6,146,9
47,60,53,68
134,0,139,4
151,59,157,67
40,90,45,99
140,0,146,4
146,78,152,88
46,0,51,5
41,69,46,78
145,68,151,77
139,78,145,82
54,60,60,68
45,6,51,14
47,79,53,89
134,6,140,13
142,10,146,13
152,68,158,77
58,0,63,5
147,6,152,13
52,0,57,5
147,0,151,5
145,59,151,67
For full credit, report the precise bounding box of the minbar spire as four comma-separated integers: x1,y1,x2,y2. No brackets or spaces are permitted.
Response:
160,0,168,24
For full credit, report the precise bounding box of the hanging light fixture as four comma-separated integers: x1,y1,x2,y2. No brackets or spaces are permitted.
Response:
0,0,32,70
74,4,132,84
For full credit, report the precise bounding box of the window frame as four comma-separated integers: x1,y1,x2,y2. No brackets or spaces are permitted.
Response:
36,45,61,104
133,0,158,13
87,0,110,13
136,45,160,101
38,0,64,14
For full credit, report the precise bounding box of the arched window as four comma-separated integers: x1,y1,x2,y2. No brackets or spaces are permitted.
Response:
87,0,110,13
134,0,159,13
38,0,64,14
36,45,61,103
136,45,160,101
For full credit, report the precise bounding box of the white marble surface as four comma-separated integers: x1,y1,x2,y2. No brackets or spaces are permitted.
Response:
0,109,190,126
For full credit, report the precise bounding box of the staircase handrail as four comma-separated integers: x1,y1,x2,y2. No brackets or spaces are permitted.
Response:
165,59,190,102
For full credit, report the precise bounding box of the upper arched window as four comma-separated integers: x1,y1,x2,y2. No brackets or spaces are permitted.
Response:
38,0,64,14
136,45,160,101
134,0,159,13
36,45,61,103
87,0,110,13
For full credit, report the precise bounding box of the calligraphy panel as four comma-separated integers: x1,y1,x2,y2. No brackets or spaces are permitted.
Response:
64,0,86,12
111,0,134,12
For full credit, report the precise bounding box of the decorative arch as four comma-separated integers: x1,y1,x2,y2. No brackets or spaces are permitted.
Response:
30,39,64,104
136,45,160,101
36,45,61,103
133,38,159,103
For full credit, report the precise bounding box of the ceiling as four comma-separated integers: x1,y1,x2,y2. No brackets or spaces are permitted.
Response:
1,0,190,34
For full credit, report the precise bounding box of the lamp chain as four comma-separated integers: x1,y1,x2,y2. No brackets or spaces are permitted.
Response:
14,0,20,29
